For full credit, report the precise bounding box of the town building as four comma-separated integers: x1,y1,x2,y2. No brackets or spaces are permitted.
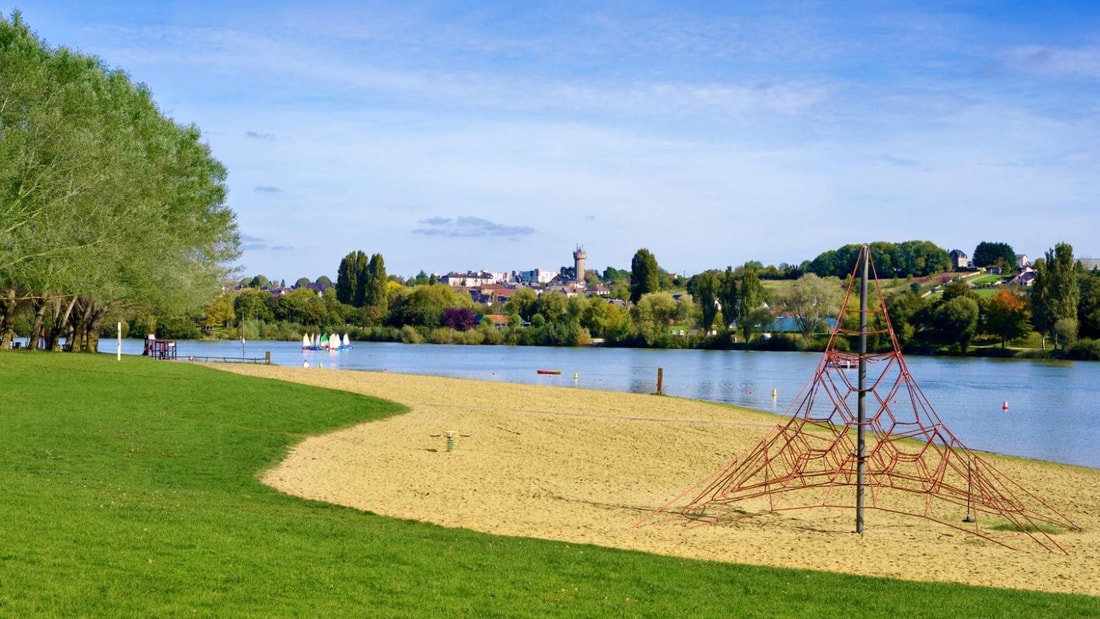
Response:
948,249,969,270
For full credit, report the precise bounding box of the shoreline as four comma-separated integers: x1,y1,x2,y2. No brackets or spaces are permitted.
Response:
214,364,1100,596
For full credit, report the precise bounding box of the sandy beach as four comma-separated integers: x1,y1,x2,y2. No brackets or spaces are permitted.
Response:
213,364,1100,597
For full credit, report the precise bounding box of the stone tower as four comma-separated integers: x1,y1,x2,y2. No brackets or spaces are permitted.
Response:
573,245,587,282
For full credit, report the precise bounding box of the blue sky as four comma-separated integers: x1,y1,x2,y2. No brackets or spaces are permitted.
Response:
6,2,1099,281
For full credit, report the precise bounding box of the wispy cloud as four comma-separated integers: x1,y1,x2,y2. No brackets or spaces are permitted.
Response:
241,234,295,252
879,155,919,167
412,216,536,239
240,234,269,251
254,185,281,193
245,130,276,140
1003,45,1100,80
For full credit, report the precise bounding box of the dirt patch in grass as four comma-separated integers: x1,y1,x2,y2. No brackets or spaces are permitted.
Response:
215,364,1100,597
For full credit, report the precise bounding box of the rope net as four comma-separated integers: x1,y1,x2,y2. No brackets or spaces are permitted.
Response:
645,245,1078,553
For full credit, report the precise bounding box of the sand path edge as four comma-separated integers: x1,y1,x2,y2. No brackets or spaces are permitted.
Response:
211,364,1100,597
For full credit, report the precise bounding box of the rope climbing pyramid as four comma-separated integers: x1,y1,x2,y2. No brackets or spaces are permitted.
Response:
648,244,1078,553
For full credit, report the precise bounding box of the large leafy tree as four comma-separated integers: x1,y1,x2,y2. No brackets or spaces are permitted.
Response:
364,253,387,310
776,274,843,339
534,291,568,324
602,266,630,283
629,248,661,304
440,307,477,331
736,263,766,343
387,284,469,329
1078,270,1100,340
982,288,1032,349
1,12,239,351
275,288,326,326
631,292,682,347
934,296,980,353
1031,243,1079,350
335,250,367,305
972,241,1016,270
717,267,738,330
503,287,538,322
234,289,274,323
335,250,387,317
885,290,928,348
201,293,236,331
687,270,721,334
808,241,949,278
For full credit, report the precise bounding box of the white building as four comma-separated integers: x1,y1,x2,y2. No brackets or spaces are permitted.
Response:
512,268,558,285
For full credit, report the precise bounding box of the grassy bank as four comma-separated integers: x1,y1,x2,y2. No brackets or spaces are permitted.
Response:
0,352,1096,617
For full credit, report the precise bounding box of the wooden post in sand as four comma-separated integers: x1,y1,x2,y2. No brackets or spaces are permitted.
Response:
656,367,664,395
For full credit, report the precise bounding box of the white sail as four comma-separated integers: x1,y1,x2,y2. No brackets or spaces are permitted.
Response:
302,334,310,348
342,333,350,347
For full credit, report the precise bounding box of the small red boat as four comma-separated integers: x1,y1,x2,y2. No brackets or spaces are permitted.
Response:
536,369,562,375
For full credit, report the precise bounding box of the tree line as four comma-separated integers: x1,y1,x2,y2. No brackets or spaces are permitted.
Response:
90,240,1095,362
0,13,239,353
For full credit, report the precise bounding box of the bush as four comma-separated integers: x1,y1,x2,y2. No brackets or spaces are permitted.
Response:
276,323,314,341
238,319,262,341
157,315,201,339
1066,338,1100,361
795,335,828,352
753,333,798,351
459,329,485,345
361,326,401,342
400,325,423,344
478,325,504,345
428,328,456,345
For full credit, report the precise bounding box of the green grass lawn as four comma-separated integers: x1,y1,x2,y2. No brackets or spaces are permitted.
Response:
1,352,1097,617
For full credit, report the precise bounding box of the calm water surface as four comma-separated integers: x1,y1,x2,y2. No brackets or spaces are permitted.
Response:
103,338,1100,469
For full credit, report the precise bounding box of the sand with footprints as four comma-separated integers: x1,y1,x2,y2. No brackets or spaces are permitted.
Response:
212,364,1100,597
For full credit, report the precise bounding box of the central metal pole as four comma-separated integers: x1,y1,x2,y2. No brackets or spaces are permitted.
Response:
856,245,869,534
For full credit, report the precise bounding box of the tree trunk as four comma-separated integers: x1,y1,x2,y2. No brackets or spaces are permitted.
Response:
0,287,18,349
84,310,107,354
70,297,91,352
71,297,109,353
28,298,49,350
48,296,77,351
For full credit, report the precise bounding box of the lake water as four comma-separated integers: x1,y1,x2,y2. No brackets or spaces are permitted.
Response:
101,338,1100,470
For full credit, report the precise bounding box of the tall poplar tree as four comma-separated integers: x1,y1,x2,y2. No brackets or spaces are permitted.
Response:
737,264,766,343
364,253,387,310
717,267,738,330
688,270,721,334
1031,242,1079,350
629,248,660,304
335,250,366,305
